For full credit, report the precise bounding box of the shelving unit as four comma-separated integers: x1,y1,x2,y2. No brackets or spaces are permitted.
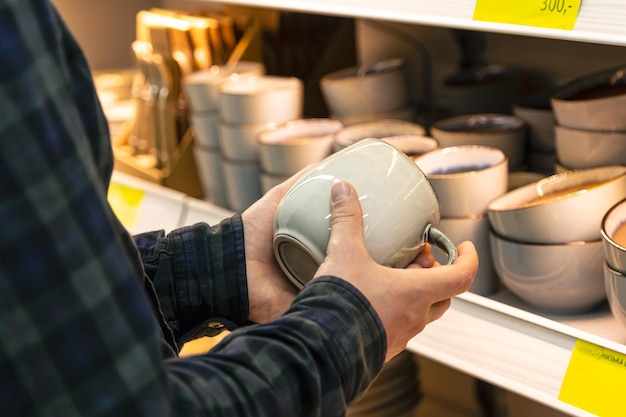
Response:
193,0,626,415
203,0,626,46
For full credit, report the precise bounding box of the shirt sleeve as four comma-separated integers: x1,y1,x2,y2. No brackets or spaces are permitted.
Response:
133,216,250,345
0,1,386,416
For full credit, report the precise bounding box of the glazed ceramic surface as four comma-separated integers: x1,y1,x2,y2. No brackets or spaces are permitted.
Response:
601,198,626,274
320,58,409,117
273,138,457,288
217,75,303,124
487,166,626,244
604,262,626,330
555,124,626,169
551,65,626,131
415,145,508,217
183,61,266,112
430,113,527,169
490,232,606,314
434,215,498,295
257,118,342,176
218,120,276,162
333,119,427,151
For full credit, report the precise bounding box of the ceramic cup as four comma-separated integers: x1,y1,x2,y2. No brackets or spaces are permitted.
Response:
604,262,626,330
182,61,266,113
430,114,527,170
217,75,304,125
601,198,626,275
414,145,508,217
257,118,343,176
273,138,458,289
433,215,498,295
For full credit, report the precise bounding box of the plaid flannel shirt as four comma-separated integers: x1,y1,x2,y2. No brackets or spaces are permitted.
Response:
0,1,385,416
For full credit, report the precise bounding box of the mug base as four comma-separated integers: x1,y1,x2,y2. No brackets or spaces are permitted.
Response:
274,233,321,289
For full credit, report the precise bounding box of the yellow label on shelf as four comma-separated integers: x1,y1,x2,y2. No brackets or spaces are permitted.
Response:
107,181,145,228
473,0,582,30
559,340,626,416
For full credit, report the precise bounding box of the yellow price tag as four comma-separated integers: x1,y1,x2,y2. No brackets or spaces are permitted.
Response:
107,181,145,229
473,0,582,30
559,340,626,417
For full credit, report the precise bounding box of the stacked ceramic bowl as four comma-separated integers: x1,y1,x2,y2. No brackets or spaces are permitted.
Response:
601,199,626,329
513,91,557,174
183,61,265,208
415,145,508,295
320,58,415,126
256,118,343,193
430,113,527,171
332,119,438,158
551,66,626,172
487,166,626,314
442,64,522,116
216,74,304,211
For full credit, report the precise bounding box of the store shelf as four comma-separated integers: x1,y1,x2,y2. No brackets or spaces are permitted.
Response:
407,290,626,416
208,0,626,46
112,169,626,415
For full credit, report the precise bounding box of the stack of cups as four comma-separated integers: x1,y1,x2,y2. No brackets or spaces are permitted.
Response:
216,75,305,211
415,145,509,295
256,118,343,193
513,91,556,174
183,61,266,208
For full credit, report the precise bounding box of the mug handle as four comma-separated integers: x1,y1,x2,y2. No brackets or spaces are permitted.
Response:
424,225,458,265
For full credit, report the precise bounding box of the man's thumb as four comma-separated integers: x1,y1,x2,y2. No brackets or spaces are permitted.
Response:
327,181,365,250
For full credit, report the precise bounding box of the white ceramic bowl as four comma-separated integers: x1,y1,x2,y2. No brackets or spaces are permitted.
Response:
513,91,555,152
218,120,277,162
555,124,626,169
490,232,606,314
487,166,626,244
320,58,409,117
430,114,527,169
604,262,626,330
256,118,343,176
183,61,266,112
333,119,427,152
601,198,626,275
217,75,304,125
415,145,508,217
551,65,626,131
434,215,499,295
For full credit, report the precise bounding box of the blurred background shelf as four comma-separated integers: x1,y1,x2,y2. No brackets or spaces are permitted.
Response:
201,0,626,46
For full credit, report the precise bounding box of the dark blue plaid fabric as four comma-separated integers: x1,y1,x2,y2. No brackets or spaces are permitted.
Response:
0,1,386,416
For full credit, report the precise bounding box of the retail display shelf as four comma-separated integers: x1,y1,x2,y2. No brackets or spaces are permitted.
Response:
208,0,626,46
407,290,626,416
111,170,626,415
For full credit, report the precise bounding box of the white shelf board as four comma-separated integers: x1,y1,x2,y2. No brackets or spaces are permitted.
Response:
407,290,626,416
209,0,626,46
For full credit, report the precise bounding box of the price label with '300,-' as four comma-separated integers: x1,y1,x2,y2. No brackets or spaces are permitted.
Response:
473,0,582,30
